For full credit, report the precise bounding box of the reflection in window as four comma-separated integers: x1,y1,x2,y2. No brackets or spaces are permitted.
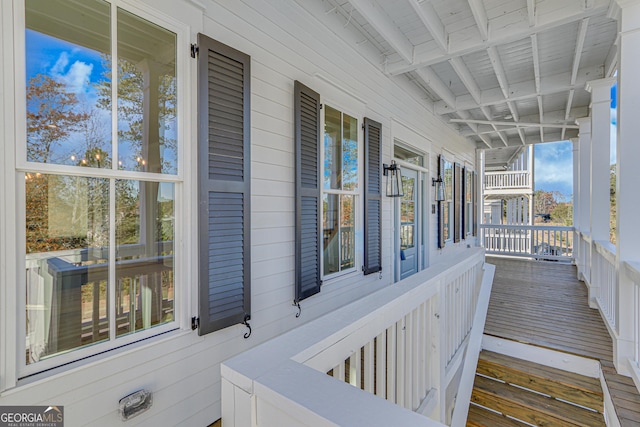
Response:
323,105,358,276
400,175,416,250
116,181,174,337
323,194,355,274
117,9,177,174
23,0,178,367
26,0,112,167
443,160,453,241
25,174,110,363
466,169,473,235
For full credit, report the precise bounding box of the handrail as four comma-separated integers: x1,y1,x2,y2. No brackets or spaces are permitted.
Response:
480,224,574,262
221,249,488,426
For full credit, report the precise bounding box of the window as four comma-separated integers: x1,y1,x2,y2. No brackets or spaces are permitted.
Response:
294,82,381,301
322,106,358,276
22,0,180,373
443,158,454,242
465,168,473,235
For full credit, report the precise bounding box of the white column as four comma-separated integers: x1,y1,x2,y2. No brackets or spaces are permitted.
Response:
586,78,616,243
571,138,580,279
614,0,640,376
576,117,592,284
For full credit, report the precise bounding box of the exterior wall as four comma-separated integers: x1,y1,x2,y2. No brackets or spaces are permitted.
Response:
0,0,477,425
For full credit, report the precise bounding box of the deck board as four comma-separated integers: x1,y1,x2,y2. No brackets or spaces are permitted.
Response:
484,257,640,426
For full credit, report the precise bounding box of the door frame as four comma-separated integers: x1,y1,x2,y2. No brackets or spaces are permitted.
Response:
393,158,429,283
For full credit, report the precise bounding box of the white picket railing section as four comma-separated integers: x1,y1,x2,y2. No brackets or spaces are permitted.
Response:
221,249,492,427
592,240,618,333
481,224,574,262
484,171,531,190
623,261,640,386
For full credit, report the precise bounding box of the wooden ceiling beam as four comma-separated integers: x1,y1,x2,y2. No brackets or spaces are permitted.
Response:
468,0,489,41
408,0,448,53
415,67,456,109
386,0,609,75
449,118,579,129
348,0,414,63
527,0,536,26
434,64,604,114
562,18,589,139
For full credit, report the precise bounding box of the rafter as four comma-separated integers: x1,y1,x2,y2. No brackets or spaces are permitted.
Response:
414,67,456,109
458,110,493,148
537,95,544,142
527,0,536,26
562,18,589,140
449,118,579,130
408,0,447,53
467,0,489,41
434,64,604,115
348,0,414,63
449,55,508,146
487,46,509,99
386,0,609,75
530,34,541,93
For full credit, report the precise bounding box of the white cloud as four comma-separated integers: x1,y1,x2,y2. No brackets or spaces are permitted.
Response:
50,52,93,95
50,52,69,75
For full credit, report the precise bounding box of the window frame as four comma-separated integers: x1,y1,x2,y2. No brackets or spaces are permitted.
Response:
320,102,362,281
443,157,454,244
10,0,190,380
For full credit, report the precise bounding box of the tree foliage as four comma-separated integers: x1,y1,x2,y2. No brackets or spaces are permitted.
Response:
26,74,89,163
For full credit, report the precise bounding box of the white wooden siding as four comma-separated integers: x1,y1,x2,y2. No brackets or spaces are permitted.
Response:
0,0,477,425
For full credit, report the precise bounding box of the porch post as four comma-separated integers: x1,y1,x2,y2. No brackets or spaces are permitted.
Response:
614,0,640,376
571,138,580,278
576,117,591,284
586,78,616,244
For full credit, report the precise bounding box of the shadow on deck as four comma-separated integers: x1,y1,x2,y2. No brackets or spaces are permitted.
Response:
484,256,640,426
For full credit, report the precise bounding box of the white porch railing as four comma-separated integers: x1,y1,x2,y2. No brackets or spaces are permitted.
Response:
623,261,640,389
221,249,493,426
484,171,531,190
592,240,618,333
480,224,574,262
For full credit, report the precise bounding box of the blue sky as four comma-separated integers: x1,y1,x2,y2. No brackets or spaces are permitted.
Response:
534,83,617,202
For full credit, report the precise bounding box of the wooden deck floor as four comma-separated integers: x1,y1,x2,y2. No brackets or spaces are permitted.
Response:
484,257,640,426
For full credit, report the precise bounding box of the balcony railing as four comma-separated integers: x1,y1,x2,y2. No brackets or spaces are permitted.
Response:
221,249,494,426
481,224,574,262
592,239,618,332
484,171,531,191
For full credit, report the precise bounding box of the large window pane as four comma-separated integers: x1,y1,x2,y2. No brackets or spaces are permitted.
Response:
340,195,355,270
25,0,112,167
117,9,177,174
25,173,110,364
115,181,174,337
342,114,358,191
324,106,342,190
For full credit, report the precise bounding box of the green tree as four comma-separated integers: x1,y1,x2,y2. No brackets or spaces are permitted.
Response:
26,74,89,163
610,164,616,244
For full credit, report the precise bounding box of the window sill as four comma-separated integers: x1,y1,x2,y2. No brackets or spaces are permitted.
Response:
9,326,189,394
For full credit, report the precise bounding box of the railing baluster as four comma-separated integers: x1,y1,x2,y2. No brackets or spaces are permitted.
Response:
386,324,397,403
364,340,374,393
376,331,386,399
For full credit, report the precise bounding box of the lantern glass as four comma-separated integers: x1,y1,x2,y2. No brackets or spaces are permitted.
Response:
384,161,403,197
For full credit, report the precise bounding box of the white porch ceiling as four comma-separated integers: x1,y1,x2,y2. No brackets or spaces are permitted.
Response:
313,0,619,169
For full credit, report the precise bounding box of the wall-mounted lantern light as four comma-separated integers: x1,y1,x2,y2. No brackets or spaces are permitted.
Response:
432,176,445,202
383,161,403,197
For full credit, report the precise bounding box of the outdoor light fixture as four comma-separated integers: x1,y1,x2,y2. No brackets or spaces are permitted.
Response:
383,160,403,197
432,176,445,202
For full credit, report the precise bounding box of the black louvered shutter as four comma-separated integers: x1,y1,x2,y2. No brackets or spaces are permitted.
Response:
197,34,251,335
473,171,478,237
438,155,445,249
294,81,322,302
454,163,462,243
363,118,382,275
462,166,467,239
